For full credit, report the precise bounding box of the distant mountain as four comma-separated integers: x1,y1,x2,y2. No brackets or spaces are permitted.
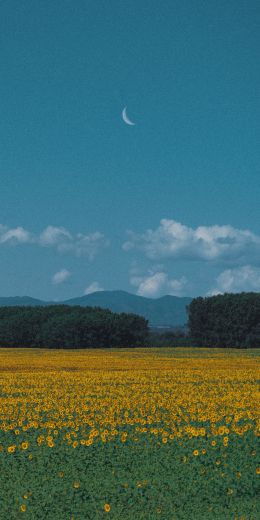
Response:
0,291,192,327
64,291,192,327
0,296,49,307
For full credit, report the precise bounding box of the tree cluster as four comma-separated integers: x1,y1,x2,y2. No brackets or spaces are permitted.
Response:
0,305,149,348
188,292,260,348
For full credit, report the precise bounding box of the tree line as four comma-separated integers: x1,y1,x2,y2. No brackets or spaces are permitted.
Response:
187,292,260,348
0,305,149,348
0,292,259,349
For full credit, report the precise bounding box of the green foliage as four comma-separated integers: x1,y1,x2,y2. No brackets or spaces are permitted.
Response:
0,306,149,349
188,293,260,348
0,433,259,519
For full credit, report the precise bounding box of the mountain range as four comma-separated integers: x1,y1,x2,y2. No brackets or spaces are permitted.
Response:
0,291,192,327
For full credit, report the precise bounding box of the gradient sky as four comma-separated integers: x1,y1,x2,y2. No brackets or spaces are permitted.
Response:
0,0,260,300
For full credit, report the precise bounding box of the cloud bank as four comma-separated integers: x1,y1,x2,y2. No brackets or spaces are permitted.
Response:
2,220,260,297
39,226,109,259
123,219,260,264
0,224,109,259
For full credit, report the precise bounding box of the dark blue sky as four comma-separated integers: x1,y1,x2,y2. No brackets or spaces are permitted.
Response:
0,0,259,299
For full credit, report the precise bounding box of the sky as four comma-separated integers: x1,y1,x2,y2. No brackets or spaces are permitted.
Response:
0,0,260,300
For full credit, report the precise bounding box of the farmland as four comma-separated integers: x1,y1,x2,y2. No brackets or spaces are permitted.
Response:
0,348,259,519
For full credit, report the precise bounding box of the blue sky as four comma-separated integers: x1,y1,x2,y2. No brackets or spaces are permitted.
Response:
0,0,260,300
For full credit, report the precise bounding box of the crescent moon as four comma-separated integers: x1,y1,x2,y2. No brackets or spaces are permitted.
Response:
122,106,136,126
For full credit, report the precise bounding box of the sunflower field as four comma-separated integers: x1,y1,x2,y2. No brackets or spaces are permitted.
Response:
0,347,259,519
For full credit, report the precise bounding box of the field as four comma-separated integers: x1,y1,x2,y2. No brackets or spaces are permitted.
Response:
0,348,259,520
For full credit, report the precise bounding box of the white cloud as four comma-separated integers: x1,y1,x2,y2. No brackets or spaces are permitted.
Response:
39,226,72,247
0,223,109,260
84,281,104,295
123,219,260,264
0,225,32,244
39,226,109,259
209,265,260,295
52,269,71,285
130,270,187,298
